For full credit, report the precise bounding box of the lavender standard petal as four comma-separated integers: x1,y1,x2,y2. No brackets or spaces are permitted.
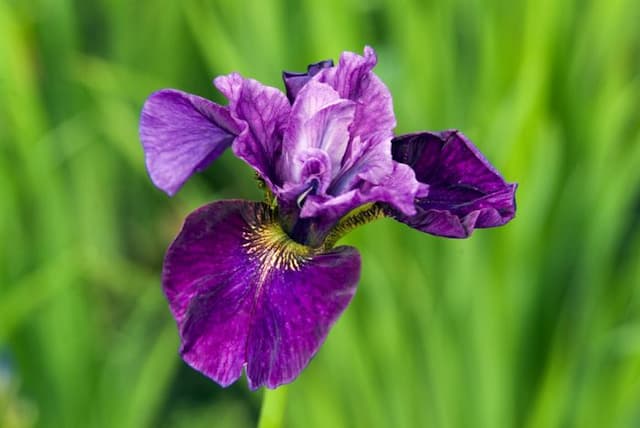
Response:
140,89,240,196
281,81,356,191
387,130,517,238
214,73,291,188
275,48,423,228
283,59,334,103
316,46,396,141
163,200,360,389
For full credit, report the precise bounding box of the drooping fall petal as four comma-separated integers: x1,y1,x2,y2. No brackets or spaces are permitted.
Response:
163,200,361,389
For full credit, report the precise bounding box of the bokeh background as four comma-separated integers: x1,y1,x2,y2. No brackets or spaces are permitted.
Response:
1,0,640,427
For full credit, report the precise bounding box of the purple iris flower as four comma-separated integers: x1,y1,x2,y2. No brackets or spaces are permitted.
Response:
140,46,517,390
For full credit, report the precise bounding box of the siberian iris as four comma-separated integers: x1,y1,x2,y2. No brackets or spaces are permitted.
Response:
140,47,517,389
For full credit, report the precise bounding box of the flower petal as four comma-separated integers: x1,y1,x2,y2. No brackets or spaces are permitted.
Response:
140,89,240,196
214,74,291,188
282,59,334,103
277,48,423,225
163,200,360,389
317,46,396,141
302,159,422,218
281,81,356,188
387,130,517,238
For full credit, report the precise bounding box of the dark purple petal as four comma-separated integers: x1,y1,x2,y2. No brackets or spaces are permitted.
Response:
163,200,360,389
214,74,292,188
140,89,240,196
283,59,334,103
388,130,517,238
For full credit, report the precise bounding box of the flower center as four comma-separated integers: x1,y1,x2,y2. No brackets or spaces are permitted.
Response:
257,173,388,248
242,213,315,274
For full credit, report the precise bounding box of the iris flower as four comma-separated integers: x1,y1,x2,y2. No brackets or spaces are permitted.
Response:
140,47,516,389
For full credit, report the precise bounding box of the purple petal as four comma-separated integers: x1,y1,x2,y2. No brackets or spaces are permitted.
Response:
214,74,292,188
388,130,517,238
140,89,239,196
317,46,396,141
280,81,356,192
301,160,422,219
275,49,423,224
163,200,360,389
279,148,333,203
283,59,334,103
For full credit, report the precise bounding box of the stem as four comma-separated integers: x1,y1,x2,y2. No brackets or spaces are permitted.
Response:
257,386,289,428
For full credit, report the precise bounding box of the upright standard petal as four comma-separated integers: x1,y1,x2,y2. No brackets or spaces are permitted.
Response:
279,80,356,196
140,89,239,196
282,59,334,103
214,74,291,188
276,48,423,227
388,130,517,238
317,46,396,140
163,200,360,389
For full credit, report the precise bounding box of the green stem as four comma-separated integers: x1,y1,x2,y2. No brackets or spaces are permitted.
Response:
257,386,289,428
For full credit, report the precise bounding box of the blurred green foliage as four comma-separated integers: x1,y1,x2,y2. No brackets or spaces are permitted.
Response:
1,0,639,427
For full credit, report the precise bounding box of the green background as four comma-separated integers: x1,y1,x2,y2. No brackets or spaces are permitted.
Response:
1,0,639,427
